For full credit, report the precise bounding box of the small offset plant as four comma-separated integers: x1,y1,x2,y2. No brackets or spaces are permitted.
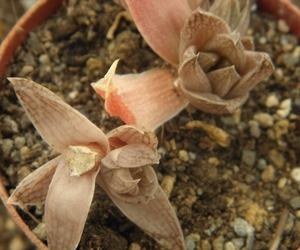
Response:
7,78,185,250
92,0,274,131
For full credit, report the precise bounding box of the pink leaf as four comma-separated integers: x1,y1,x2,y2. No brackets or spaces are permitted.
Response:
225,51,274,99
7,156,60,206
9,78,109,153
92,62,188,131
107,125,158,152
123,0,192,65
179,9,231,63
45,151,100,250
97,176,185,250
102,143,159,169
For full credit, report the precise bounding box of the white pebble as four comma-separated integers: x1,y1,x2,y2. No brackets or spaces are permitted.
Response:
276,99,292,119
277,19,290,33
291,168,300,182
248,120,261,138
278,177,288,189
253,113,274,128
276,109,290,119
128,243,141,250
273,68,283,81
179,150,189,162
68,90,79,99
265,95,279,108
280,98,292,109
39,54,50,64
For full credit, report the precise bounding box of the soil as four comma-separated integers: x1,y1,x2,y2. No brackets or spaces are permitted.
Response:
1,0,300,250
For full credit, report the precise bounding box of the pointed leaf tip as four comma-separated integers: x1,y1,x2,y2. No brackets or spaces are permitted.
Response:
91,59,119,98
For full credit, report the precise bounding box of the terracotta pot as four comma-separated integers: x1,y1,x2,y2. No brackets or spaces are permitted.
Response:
0,0,64,248
257,0,300,41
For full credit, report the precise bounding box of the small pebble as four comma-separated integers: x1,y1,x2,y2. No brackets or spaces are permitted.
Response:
160,175,176,198
284,213,295,234
248,120,261,138
20,65,34,76
157,146,167,158
258,36,267,44
280,98,292,110
224,241,235,250
291,168,300,182
14,137,26,149
1,139,14,159
33,222,47,241
189,152,197,161
231,218,253,237
208,157,220,167
185,235,196,250
277,19,290,33
212,235,224,250
201,239,212,250
276,99,292,118
295,210,300,218
245,174,256,184
278,177,288,188
178,150,189,162
290,196,300,209
68,90,79,99
273,68,283,81
261,165,275,183
20,146,31,160
17,166,31,181
231,238,244,250
39,54,51,65
8,236,25,250
241,150,256,167
256,158,267,171
196,188,203,196
273,119,290,139
265,95,279,107
253,113,274,128
128,243,141,250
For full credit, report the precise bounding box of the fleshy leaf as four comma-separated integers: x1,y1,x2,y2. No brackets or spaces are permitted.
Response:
207,65,241,98
225,51,274,99
209,0,233,24
181,83,249,114
103,168,140,195
179,9,231,63
198,0,210,11
241,36,254,51
97,175,185,249
101,143,159,169
100,165,158,204
201,33,246,73
106,125,158,152
92,63,188,131
7,156,60,206
232,0,250,36
123,0,191,65
197,51,220,72
9,78,109,153
45,151,99,250
179,47,212,92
